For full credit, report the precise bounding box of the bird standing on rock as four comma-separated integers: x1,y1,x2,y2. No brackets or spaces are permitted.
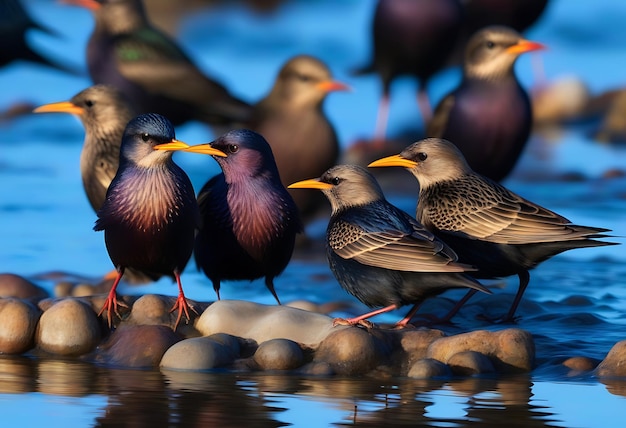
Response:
249,55,349,219
65,0,251,128
355,0,464,141
157,129,302,305
94,113,225,329
369,138,617,322
426,26,545,182
289,164,489,328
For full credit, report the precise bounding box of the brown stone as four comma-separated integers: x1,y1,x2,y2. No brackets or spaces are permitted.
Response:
407,358,451,378
447,351,495,376
314,327,388,375
0,298,40,354
160,334,240,370
595,340,626,377
0,273,48,301
254,338,305,371
563,356,599,372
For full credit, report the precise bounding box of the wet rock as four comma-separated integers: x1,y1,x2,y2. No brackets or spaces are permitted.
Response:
95,324,181,368
563,356,599,372
254,339,305,371
0,273,48,301
532,76,589,125
35,298,101,356
407,358,451,379
427,328,534,373
398,329,446,361
71,283,98,298
129,294,174,326
196,300,340,347
447,351,495,376
595,340,626,377
0,298,40,354
595,89,626,143
160,334,240,370
297,361,335,376
314,327,389,376
54,281,74,298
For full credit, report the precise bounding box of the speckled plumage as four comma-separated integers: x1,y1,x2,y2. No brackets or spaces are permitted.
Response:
369,138,617,321
426,26,543,182
289,164,489,327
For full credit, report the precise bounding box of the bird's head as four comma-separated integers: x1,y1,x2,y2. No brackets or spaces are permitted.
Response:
62,0,146,32
121,113,184,167
368,138,472,190
289,164,385,214
463,25,545,80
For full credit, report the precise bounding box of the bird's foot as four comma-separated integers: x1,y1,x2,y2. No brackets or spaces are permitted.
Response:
332,317,375,330
169,296,198,330
98,293,128,328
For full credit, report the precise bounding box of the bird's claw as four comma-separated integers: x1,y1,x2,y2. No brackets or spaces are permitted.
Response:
98,294,128,328
332,317,376,329
169,296,198,330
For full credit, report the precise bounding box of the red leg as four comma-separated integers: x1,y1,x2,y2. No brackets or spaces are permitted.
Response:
98,267,125,328
333,303,399,328
169,271,197,330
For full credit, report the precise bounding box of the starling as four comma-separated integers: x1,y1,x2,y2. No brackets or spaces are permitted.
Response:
369,138,617,322
248,55,349,219
288,164,489,328
94,113,224,328
157,129,303,304
355,0,464,140
65,0,252,127
426,26,545,182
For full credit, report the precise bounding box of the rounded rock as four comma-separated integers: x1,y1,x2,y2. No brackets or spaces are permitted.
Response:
36,298,101,356
407,358,451,379
0,298,40,354
160,335,239,370
314,327,387,375
129,294,173,326
595,340,626,377
563,356,599,372
447,351,495,376
0,273,48,300
254,338,305,371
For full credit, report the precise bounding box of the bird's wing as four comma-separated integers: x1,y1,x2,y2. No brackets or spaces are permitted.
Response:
426,93,455,137
426,175,602,244
329,219,468,272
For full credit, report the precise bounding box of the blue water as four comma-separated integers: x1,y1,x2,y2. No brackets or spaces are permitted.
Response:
1,0,626,426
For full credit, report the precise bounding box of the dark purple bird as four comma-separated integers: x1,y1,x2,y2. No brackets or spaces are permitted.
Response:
426,26,545,182
161,129,303,304
94,113,225,328
65,0,252,128
289,164,489,328
355,0,464,141
369,138,617,323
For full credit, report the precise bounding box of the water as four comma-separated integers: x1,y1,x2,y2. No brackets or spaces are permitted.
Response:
1,0,626,426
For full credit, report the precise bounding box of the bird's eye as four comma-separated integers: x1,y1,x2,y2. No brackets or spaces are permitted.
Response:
228,144,239,153
85,100,94,108
331,177,341,185
417,152,428,161
298,74,312,82
486,41,495,49
141,133,150,142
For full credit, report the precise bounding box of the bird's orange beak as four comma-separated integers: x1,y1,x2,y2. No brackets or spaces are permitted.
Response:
153,141,227,157
288,178,333,190
60,0,101,11
368,154,418,169
316,80,351,93
506,40,546,55
33,101,84,116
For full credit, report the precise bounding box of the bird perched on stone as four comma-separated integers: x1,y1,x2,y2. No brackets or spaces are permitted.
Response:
369,138,617,322
157,129,303,304
0,0,78,73
426,26,545,182
355,0,464,141
65,0,251,128
248,55,349,220
94,113,225,329
288,164,489,328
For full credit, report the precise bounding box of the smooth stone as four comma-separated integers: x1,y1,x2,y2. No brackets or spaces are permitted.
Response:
532,76,589,125
160,334,240,370
95,324,181,368
398,329,446,360
447,351,495,376
129,294,173,326
563,356,599,372
36,298,101,356
71,283,97,298
595,340,626,377
297,361,335,376
0,298,40,354
314,327,389,376
407,358,452,379
0,273,48,300
596,90,626,143
54,281,74,298
196,300,341,347
254,338,305,371
427,328,535,373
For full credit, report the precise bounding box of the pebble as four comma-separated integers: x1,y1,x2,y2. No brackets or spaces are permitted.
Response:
407,358,452,379
254,338,305,370
595,340,626,377
0,273,48,301
0,298,40,354
160,334,240,370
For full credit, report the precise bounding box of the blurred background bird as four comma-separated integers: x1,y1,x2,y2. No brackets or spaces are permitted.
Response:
425,26,545,182
159,129,302,305
289,164,489,327
64,0,252,129
369,138,617,322
248,55,349,220
94,113,223,329
355,0,464,143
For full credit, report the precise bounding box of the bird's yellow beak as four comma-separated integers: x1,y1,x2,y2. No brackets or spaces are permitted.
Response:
153,140,227,157
60,0,101,11
368,154,418,169
506,40,546,55
288,178,333,190
33,101,84,116
316,80,351,93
